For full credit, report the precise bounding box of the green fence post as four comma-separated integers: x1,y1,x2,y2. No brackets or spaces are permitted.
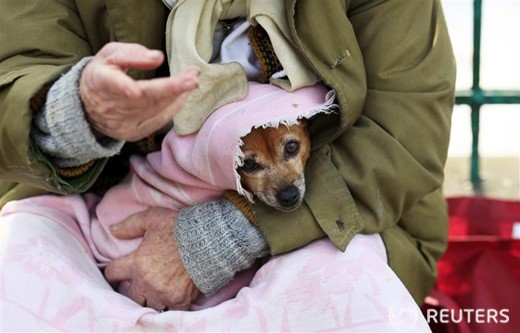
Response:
453,0,520,196
470,0,483,193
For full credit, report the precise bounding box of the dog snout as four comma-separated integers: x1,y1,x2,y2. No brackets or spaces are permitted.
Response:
276,186,300,209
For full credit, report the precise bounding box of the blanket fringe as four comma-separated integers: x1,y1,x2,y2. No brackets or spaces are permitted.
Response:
233,89,338,202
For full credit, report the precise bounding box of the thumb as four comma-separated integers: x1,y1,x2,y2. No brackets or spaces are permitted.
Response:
104,255,132,283
109,213,149,240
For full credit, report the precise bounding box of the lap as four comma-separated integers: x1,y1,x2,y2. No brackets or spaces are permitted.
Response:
0,211,429,332
0,212,151,332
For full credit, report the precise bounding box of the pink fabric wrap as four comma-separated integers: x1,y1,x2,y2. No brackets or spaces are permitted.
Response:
0,83,429,331
87,82,335,263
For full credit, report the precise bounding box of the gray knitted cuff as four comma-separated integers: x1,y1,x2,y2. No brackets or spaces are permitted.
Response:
175,199,269,296
31,57,124,168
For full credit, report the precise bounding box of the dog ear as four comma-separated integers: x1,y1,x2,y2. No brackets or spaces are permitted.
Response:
298,118,308,127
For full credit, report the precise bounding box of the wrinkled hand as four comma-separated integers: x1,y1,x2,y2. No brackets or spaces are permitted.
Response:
104,208,200,311
80,42,199,141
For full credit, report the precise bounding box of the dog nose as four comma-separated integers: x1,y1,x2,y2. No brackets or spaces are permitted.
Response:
276,186,300,208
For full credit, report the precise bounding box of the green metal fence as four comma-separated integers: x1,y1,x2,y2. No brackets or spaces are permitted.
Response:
455,0,520,193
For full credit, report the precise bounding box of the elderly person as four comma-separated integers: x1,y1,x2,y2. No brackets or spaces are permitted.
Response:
0,0,455,330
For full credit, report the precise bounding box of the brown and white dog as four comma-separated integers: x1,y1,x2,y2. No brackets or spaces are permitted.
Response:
237,120,310,212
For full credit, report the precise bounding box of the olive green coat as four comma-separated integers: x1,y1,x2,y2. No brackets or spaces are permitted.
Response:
0,0,455,304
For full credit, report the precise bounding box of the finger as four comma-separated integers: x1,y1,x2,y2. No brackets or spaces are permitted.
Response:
82,62,142,103
165,298,192,311
178,66,201,80
127,286,147,307
136,71,199,101
109,75,198,118
163,281,200,311
146,298,166,312
133,92,190,138
100,42,164,72
94,65,143,99
109,211,152,239
104,256,132,283
110,66,199,114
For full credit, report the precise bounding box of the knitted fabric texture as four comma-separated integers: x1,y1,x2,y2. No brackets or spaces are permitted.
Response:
31,57,125,170
175,199,268,296
31,57,161,186
224,190,258,225
247,25,283,84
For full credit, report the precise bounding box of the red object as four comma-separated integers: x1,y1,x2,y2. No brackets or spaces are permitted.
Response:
423,197,520,333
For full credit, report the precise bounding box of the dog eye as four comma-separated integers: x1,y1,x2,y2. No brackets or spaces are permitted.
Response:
241,158,260,172
284,141,300,157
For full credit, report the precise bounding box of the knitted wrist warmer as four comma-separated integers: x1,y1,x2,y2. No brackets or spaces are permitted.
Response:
175,199,269,296
223,190,258,225
31,57,124,169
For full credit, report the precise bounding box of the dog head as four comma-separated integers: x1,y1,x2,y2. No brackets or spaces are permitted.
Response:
237,120,310,212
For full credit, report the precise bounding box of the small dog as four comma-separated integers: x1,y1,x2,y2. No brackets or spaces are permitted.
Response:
237,119,310,212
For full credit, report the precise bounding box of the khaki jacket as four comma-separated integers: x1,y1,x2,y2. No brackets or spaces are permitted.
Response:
0,0,456,304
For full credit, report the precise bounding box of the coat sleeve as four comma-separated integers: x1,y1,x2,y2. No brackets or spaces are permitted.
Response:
329,0,456,238
0,0,105,194
255,0,455,303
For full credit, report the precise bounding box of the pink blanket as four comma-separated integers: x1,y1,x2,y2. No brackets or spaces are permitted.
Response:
0,82,429,331
1,211,429,331
87,82,336,264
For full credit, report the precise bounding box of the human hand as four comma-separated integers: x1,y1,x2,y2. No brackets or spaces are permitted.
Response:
79,42,199,141
104,208,200,311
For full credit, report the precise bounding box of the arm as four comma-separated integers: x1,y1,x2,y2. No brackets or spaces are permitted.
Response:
253,0,455,302
0,0,96,193
259,0,455,250
135,0,454,304
0,1,197,197
30,57,125,169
